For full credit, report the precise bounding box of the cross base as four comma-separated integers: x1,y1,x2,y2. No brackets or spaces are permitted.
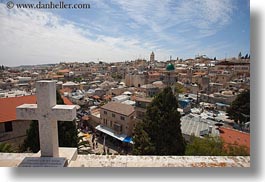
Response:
18,157,68,167
18,147,77,167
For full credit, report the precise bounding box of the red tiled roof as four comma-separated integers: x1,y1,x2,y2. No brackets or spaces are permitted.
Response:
52,75,64,78
59,88,73,95
0,95,36,123
62,96,73,105
103,95,112,100
58,69,70,73
92,95,100,99
219,127,250,154
0,95,73,123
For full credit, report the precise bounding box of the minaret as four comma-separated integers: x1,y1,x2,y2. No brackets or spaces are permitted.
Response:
150,51,155,63
164,63,177,96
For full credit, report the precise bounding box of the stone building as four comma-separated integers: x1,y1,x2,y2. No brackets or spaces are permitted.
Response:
99,102,135,137
134,97,153,121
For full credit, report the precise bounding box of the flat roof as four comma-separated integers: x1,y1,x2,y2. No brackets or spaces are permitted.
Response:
135,97,153,103
101,102,134,116
181,114,219,137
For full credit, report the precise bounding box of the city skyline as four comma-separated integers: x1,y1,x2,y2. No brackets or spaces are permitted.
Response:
0,0,250,66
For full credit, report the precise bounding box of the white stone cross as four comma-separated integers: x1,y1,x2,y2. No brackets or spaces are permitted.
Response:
16,80,76,157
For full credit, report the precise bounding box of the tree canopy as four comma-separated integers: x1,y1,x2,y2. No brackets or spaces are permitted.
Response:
185,135,249,156
174,82,186,94
185,136,225,156
21,90,78,152
0,142,15,153
133,87,186,155
226,89,250,124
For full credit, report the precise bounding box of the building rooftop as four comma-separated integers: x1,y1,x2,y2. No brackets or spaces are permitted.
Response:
141,84,157,89
0,95,36,123
219,127,250,154
0,95,73,123
181,114,220,137
63,81,79,86
58,69,70,73
135,97,153,103
112,95,130,102
101,102,134,116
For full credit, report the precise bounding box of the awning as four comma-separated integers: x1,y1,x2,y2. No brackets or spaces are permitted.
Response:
123,136,133,143
95,125,133,144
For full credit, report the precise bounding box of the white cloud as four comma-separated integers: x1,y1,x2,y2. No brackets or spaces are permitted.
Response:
0,4,172,66
112,0,235,38
108,0,237,59
0,0,240,66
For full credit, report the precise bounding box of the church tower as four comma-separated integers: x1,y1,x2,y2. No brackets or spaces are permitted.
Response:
150,51,155,63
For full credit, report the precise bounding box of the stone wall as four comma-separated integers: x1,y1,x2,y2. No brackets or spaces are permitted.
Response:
0,153,250,167
0,120,31,148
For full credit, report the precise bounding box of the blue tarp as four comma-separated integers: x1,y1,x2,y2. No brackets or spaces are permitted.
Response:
123,136,133,143
179,99,190,109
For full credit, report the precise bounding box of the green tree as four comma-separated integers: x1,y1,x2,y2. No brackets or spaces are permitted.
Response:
185,135,249,156
224,143,249,156
0,142,15,153
56,91,78,148
21,90,78,152
133,87,186,155
185,136,225,156
132,120,155,155
226,90,250,124
21,120,40,152
174,82,186,94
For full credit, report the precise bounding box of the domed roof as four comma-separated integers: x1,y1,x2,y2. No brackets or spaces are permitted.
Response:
166,63,175,71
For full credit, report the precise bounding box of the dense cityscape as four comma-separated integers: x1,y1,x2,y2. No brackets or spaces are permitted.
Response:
0,0,251,168
0,52,250,163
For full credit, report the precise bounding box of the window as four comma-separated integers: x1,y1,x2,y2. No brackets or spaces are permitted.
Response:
130,115,134,119
114,123,122,132
4,122,13,132
103,119,107,125
104,111,107,115
120,116,125,120
112,113,115,118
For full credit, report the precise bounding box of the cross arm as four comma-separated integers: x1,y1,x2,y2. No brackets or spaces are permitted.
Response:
51,105,77,121
16,104,38,121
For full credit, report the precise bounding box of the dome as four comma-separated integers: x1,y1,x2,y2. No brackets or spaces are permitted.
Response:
166,63,175,71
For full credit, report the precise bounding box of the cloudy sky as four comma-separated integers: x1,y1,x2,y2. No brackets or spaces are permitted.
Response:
0,0,250,66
